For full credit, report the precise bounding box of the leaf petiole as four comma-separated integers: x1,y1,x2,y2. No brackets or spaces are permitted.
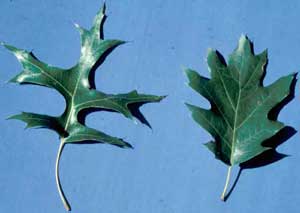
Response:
221,166,232,201
55,140,71,211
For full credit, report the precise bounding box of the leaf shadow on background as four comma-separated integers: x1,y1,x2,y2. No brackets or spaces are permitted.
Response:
77,101,153,127
76,9,154,147
223,72,297,202
78,38,155,147
88,43,120,90
77,102,154,148
89,6,111,90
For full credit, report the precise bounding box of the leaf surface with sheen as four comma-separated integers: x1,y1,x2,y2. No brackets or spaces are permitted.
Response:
185,35,296,200
4,4,164,210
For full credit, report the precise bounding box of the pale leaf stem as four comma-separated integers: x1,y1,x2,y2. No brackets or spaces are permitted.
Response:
221,166,232,201
56,141,71,211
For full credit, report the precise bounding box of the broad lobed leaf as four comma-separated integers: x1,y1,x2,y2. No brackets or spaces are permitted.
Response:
186,35,296,165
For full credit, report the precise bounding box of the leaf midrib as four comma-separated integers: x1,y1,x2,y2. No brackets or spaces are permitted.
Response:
229,53,244,165
62,39,107,134
63,65,84,134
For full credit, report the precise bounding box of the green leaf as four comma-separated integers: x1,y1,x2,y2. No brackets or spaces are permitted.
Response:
185,35,296,200
4,4,164,211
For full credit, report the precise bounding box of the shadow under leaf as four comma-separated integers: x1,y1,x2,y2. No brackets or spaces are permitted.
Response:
223,72,297,201
77,103,152,129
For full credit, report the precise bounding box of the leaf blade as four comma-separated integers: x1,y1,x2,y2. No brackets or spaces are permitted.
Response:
186,35,296,166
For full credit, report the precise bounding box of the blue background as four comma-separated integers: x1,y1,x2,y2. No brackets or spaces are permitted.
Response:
0,0,300,212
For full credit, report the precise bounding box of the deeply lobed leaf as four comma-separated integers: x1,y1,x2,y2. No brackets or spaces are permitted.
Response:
5,4,165,148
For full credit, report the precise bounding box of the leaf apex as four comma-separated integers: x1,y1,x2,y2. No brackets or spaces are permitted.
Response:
73,22,80,29
106,39,127,49
116,138,133,149
264,48,268,54
124,142,134,149
237,35,252,53
207,47,215,54
117,39,127,45
92,2,107,28
240,34,248,40
6,116,13,121
154,95,167,102
74,23,87,35
184,67,192,74
6,113,21,120
291,71,298,78
180,63,187,70
8,75,19,84
101,1,107,15
207,48,220,62
2,43,15,51
204,141,217,154
184,68,199,79
283,72,297,83
160,95,168,100
4,79,12,84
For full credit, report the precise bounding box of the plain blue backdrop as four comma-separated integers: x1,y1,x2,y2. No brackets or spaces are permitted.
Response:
0,0,300,212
